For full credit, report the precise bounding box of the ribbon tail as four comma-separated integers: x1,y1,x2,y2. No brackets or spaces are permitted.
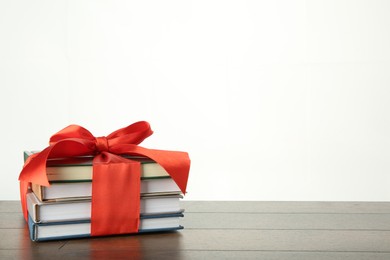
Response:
142,149,190,194
112,145,191,194
20,181,30,222
18,147,52,222
18,139,96,222
18,147,52,187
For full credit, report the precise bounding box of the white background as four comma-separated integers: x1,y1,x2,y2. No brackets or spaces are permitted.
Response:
1,0,389,201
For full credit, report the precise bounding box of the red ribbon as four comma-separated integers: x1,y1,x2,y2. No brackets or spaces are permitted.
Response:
18,121,190,236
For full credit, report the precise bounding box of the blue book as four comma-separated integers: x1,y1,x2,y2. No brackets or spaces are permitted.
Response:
27,212,184,241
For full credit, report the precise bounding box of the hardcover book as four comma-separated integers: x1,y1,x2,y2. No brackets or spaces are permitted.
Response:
27,192,183,223
28,213,184,241
24,151,170,182
31,178,182,201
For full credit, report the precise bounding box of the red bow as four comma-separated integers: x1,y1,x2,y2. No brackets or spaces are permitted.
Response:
19,121,190,236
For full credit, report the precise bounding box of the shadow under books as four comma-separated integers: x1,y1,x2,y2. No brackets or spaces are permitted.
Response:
24,225,184,259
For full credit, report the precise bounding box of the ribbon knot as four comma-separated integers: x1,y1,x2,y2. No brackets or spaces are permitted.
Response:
96,136,109,152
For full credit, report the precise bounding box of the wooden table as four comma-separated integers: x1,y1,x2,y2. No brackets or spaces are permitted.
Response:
1,201,390,259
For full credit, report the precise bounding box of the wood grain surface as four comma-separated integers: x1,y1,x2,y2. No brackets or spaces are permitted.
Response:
1,201,389,260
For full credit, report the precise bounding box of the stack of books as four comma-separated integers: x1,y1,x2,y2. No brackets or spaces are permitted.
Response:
25,152,185,241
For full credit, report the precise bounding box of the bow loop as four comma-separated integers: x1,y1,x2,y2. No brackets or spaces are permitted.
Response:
107,121,153,145
50,124,95,145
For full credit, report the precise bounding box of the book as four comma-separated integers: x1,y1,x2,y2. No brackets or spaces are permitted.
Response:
32,178,181,201
27,192,183,223
24,151,170,182
28,213,184,241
